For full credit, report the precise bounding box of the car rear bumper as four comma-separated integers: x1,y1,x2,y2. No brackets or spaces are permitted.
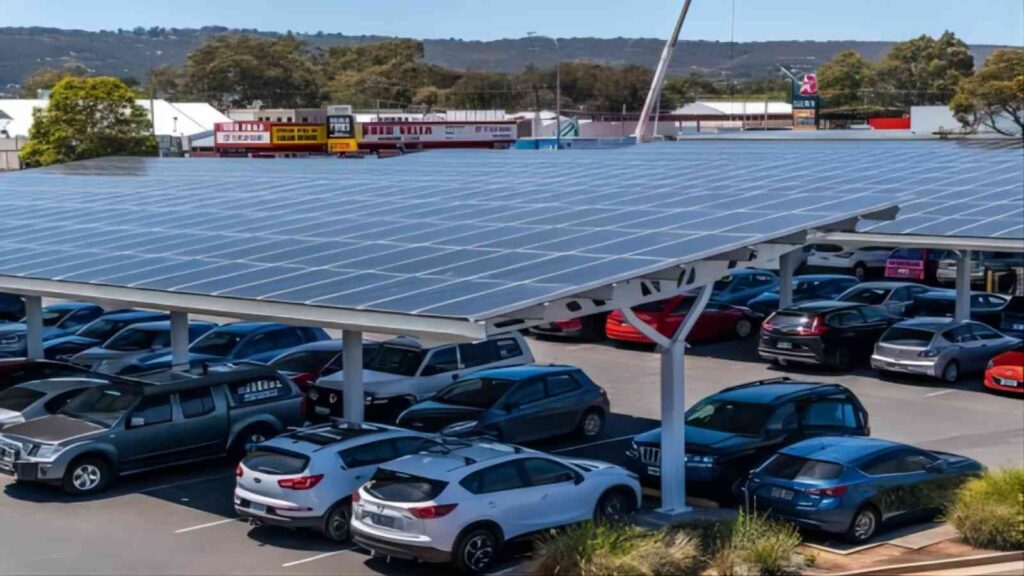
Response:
351,531,451,564
235,505,325,529
871,354,940,377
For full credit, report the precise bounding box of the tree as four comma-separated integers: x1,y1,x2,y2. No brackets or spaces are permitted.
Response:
875,32,974,107
951,49,1024,137
19,64,89,97
20,77,157,168
818,50,876,108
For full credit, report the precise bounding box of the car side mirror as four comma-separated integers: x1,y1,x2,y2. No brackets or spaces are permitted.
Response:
573,473,584,485
129,417,145,428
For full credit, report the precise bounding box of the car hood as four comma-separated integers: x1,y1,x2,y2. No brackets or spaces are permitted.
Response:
1,414,107,445
398,401,486,431
42,335,100,349
73,347,132,362
0,324,66,341
318,369,403,390
634,426,761,454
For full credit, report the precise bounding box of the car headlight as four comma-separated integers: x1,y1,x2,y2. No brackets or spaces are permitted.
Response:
30,444,65,459
686,454,716,467
0,334,26,346
626,441,639,459
308,389,319,401
987,359,995,370
441,421,480,436
918,349,941,358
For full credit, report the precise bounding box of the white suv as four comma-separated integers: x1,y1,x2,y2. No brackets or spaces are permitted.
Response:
310,333,533,421
350,439,641,574
234,421,440,541
807,244,893,280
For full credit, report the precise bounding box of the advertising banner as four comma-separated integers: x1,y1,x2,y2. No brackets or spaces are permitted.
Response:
360,122,517,145
271,125,327,145
791,73,819,130
214,121,273,148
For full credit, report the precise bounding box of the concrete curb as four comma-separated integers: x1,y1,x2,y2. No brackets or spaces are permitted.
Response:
827,550,1024,576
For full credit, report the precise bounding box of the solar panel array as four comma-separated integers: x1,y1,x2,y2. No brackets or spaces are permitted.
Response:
0,140,1016,321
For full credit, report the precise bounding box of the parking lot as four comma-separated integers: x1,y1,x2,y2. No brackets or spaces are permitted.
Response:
1,333,1020,576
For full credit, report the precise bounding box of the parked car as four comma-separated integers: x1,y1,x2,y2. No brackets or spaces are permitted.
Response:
984,344,1024,394
0,377,114,429
884,249,952,284
351,439,641,574
235,421,441,542
626,378,870,500
936,252,1024,287
0,367,304,494
835,282,932,317
806,245,893,280
117,322,330,375
70,320,218,373
268,339,380,390
746,437,982,543
871,318,1021,382
746,275,860,316
0,293,24,323
0,359,94,391
606,295,762,345
0,302,105,358
998,296,1024,340
710,269,780,305
759,302,898,370
905,290,1008,328
41,310,170,362
529,313,609,341
310,333,533,422
397,365,609,442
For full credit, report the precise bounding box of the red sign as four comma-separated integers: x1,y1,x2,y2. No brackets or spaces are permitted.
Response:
799,73,818,97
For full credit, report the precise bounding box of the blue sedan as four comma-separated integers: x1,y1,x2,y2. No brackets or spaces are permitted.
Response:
746,275,859,316
745,437,981,543
0,302,105,358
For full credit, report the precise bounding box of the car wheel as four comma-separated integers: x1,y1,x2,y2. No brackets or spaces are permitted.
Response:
853,263,868,281
735,318,753,338
595,489,637,523
942,361,960,383
454,527,500,575
322,500,351,542
577,409,605,438
846,506,880,543
62,456,110,495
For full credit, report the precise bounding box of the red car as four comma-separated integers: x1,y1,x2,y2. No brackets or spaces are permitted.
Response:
984,345,1023,394
606,295,762,345
884,248,951,284
529,314,609,341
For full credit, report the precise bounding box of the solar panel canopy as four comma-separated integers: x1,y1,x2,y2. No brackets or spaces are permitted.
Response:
0,140,1014,334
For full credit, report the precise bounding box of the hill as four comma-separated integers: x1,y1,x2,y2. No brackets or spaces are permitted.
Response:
0,26,1010,87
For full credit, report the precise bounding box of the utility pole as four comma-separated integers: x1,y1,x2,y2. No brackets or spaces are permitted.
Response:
528,32,561,149
148,50,162,138
635,0,694,143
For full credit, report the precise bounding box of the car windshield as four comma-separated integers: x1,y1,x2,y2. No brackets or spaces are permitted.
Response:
436,378,514,408
365,468,449,502
365,345,425,376
890,248,924,260
713,276,735,292
0,387,46,412
58,384,142,427
190,331,245,357
270,350,338,374
840,287,889,305
105,328,161,352
760,454,844,481
21,308,73,327
78,319,132,341
881,327,935,346
685,399,775,435
243,448,309,475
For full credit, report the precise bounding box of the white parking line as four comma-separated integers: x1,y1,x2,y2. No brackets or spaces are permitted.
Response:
174,518,241,534
551,434,636,453
281,550,350,568
138,472,234,494
925,389,955,398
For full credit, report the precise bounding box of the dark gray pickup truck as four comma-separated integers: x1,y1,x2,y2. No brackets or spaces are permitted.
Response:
0,367,303,494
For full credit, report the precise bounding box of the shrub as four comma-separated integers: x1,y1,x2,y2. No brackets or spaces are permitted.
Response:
533,522,702,576
947,467,1024,551
709,511,801,576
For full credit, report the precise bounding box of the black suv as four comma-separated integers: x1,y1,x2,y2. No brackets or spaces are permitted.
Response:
758,301,897,370
626,378,870,501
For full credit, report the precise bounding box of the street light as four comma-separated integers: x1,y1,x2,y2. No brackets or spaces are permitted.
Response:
528,32,561,149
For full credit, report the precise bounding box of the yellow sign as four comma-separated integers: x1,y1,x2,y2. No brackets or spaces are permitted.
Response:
328,138,359,153
271,125,327,144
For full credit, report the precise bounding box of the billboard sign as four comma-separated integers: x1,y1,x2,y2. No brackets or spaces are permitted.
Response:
791,73,819,129
270,125,327,145
327,115,355,139
214,121,273,148
360,122,517,145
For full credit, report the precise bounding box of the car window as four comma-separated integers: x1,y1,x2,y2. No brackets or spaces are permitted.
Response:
190,330,245,357
62,308,99,331
43,388,88,414
969,323,1003,341
522,458,577,486
504,379,545,408
494,338,523,360
392,436,441,457
229,376,290,405
0,387,46,411
421,346,459,376
801,400,857,429
271,350,338,374
545,374,582,397
890,287,910,302
457,341,493,369
460,461,528,494
128,395,172,428
274,329,305,351
976,295,1007,309
861,449,937,475
860,307,890,322
760,454,844,481
180,388,216,418
890,248,924,260
366,345,425,377
827,310,862,328
943,325,976,344
340,439,396,468
764,402,798,434
841,287,887,305
237,331,286,357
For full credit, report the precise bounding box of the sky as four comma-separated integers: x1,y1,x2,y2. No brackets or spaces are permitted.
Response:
4,0,1023,45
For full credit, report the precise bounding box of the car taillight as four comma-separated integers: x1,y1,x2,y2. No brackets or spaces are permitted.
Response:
807,485,848,497
409,503,458,519
278,474,324,490
352,491,361,503
795,316,827,336
236,464,243,478
762,317,776,332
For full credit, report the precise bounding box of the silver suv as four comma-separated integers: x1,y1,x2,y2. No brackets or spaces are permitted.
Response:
0,367,304,494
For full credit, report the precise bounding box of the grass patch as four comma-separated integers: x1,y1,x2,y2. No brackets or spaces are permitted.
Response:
947,467,1024,551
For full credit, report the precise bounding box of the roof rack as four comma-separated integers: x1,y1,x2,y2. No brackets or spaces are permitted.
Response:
721,377,793,392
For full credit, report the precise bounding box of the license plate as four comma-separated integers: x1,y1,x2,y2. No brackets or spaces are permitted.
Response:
314,406,330,415
1,447,14,462
1013,324,1024,331
770,487,794,500
996,377,1020,388
368,512,396,529
776,341,793,349
647,466,661,477
897,268,909,275
250,502,267,514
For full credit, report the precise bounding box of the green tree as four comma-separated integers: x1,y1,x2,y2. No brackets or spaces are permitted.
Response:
875,32,974,107
817,50,876,108
19,63,89,97
321,40,459,108
20,77,157,168
951,49,1024,137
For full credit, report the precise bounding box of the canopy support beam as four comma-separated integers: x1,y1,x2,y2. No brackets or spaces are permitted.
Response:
342,330,364,423
955,250,972,321
24,296,43,361
170,311,190,371
779,249,803,309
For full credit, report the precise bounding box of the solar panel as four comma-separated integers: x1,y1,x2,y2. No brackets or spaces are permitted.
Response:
0,140,1015,322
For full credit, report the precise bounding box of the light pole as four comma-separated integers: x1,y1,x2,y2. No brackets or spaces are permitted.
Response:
528,32,561,149
147,50,163,137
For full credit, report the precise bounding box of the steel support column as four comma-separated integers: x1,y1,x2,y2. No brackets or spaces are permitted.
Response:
342,330,364,423
170,311,190,370
779,249,802,309
24,296,43,360
955,250,972,321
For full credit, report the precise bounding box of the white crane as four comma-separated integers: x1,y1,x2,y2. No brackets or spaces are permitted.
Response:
634,0,695,143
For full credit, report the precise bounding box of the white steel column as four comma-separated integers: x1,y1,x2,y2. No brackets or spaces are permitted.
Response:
779,249,802,309
955,250,972,321
342,330,364,423
24,296,43,360
170,311,190,370
620,283,712,514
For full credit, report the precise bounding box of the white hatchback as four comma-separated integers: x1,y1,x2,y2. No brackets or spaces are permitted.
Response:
350,440,641,574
